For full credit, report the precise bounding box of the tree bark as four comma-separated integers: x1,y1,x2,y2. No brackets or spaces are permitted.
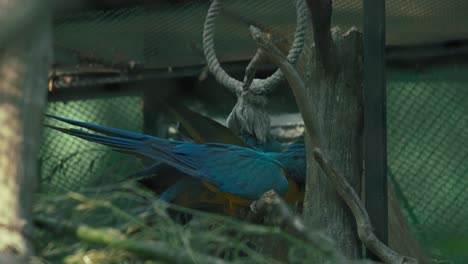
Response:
251,24,423,262
302,27,364,260
0,1,52,261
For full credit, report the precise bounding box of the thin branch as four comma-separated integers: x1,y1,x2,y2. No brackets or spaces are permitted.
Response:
34,216,228,264
249,25,321,148
243,48,266,92
313,149,417,264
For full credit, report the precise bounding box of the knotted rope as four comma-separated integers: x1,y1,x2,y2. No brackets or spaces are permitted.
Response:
203,0,308,142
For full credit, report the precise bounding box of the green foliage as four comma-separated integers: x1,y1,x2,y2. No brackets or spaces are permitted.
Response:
33,182,326,263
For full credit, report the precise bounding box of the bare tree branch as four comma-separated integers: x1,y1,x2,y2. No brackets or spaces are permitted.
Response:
249,26,321,148
313,149,417,264
251,191,350,264
251,192,388,264
243,48,266,92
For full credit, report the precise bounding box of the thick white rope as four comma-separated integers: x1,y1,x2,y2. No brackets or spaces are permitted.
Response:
203,0,308,95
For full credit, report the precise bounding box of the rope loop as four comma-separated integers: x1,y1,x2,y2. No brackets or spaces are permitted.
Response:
203,0,308,95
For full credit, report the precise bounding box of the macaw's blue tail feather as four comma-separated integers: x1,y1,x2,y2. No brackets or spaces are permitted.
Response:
45,115,291,200
45,120,198,177
45,124,143,151
46,114,153,141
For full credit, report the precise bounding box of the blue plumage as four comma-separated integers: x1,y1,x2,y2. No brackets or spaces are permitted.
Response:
46,115,290,200
266,139,306,183
240,134,285,152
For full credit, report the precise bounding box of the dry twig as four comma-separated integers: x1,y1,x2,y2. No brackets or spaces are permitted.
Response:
34,216,228,264
313,149,417,264
251,191,349,264
249,26,321,148
242,48,266,92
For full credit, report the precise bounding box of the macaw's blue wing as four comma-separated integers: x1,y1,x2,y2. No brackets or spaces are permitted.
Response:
266,140,307,184
170,143,289,199
160,177,199,202
46,116,289,202
239,134,285,152
46,115,155,141
239,134,307,183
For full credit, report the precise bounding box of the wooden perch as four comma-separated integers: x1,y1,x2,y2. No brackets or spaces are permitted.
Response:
251,191,349,264
249,26,417,264
250,192,387,264
313,149,417,264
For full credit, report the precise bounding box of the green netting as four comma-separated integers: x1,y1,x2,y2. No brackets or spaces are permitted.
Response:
40,95,144,191
40,62,468,262
53,0,468,72
41,1,468,262
387,64,468,261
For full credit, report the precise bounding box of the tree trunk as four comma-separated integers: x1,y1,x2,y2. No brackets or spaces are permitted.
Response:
0,2,52,261
303,27,364,260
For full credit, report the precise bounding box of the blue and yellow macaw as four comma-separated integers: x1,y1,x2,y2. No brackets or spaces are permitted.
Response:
160,136,306,213
46,115,305,214
160,100,306,213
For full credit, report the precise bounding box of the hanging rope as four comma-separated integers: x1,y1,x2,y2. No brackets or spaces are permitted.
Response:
203,0,308,95
226,48,270,142
203,0,308,142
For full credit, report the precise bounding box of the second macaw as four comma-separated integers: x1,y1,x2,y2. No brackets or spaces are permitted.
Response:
46,115,304,213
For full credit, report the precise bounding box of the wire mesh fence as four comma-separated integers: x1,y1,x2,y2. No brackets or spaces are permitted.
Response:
387,63,468,261
41,95,144,191
40,62,468,262
39,0,468,262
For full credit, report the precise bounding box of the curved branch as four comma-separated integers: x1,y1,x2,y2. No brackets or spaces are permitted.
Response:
249,25,321,148
313,149,417,264
242,49,265,92
251,191,350,264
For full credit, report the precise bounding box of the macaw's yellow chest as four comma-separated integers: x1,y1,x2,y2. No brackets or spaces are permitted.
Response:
280,168,305,205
